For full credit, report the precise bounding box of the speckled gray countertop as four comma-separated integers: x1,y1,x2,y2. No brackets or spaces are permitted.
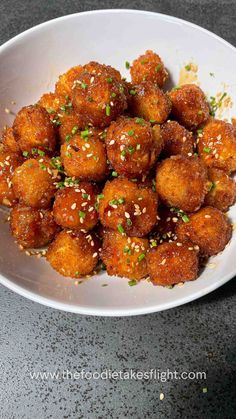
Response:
0,1,236,418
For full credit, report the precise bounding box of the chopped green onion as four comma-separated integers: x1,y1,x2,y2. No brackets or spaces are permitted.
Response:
138,253,146,262
125,61,130,69
203,147,211,153
128,280,137,286
155,64,161,72
79,211,86,219
106,104,111,116
117,224,125,234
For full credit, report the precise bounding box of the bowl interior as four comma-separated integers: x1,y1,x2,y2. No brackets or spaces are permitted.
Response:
0,10,236,315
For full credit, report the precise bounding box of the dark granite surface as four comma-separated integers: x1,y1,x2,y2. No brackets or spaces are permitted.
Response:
0,1,236,418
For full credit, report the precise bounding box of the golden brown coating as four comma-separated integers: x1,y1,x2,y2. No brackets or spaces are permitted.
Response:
156,155,208,212
46,230,100,278
176,206,232,256
147,242,199,286
58,109,85,144
13,105,56,155
98,178,158,237
160,120,194,157
205,168,236,212
55,65,83,98
53,182,98,230
130,50,168,87
83,61,123,81
38,92,66,120
61,128,108,181
130,81,171,124
12,157,59,209
10,205,59,248
105,116,163,177
72,62,127,128
0,146,22,206
168,84,210,130
1,127,21,155
101,230,149,280
197,118,236,173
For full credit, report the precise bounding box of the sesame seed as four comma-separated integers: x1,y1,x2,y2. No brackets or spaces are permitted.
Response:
142,207,147,214
172,217,178,222
161,258,166,265
176,242,182,246
86,153,93,158
88,207,94,212
205,215,211,218
160,393,164,401
93,252,98,258
85,143,90,148
125,212,130,218
109,140,115,145
80,218,84,223
71,203,77,210
81,202,88,207
108,211,111,217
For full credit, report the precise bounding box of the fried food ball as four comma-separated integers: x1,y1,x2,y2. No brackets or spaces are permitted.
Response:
61,128,108,181
98,178,158,237
131,50,169,87
55,65,83,98
147,242,199,286
205,168,236,212
1,127,21,155
156,156,208,212
105,116,163,177
197,119,236,173
176,206,232,256
101,230,149,280
53,182,98,231
0,145,22,206
13,105,56,155
12,157,59,209
160,120,194,157
72,63,127,128
46,230,100,278
10,204,59,248
58,109,85,144
168,84,210,130
38,92,66,121
130,81,171,124
83,61,123,81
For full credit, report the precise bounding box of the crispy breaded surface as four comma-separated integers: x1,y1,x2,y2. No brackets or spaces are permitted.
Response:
0,146,22,206
61,128,108,181
1,127,21,155
12,157,58,209
176,206,232,256
101,230,149,280
46,230,100,277
161,120,194,157
205,168,236,212
106,116,162,177
98,177,158,237
72,62,127,128
13,105,56,155
10,204,59,248
147,241,199,286
156,156,208,212
168,84,209,130
53,182,98,230
55,65,83,98
130,50,168,87
197,118,236,173
130,81,171,124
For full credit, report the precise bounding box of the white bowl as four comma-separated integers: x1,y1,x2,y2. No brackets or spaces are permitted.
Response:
0,9,236,316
